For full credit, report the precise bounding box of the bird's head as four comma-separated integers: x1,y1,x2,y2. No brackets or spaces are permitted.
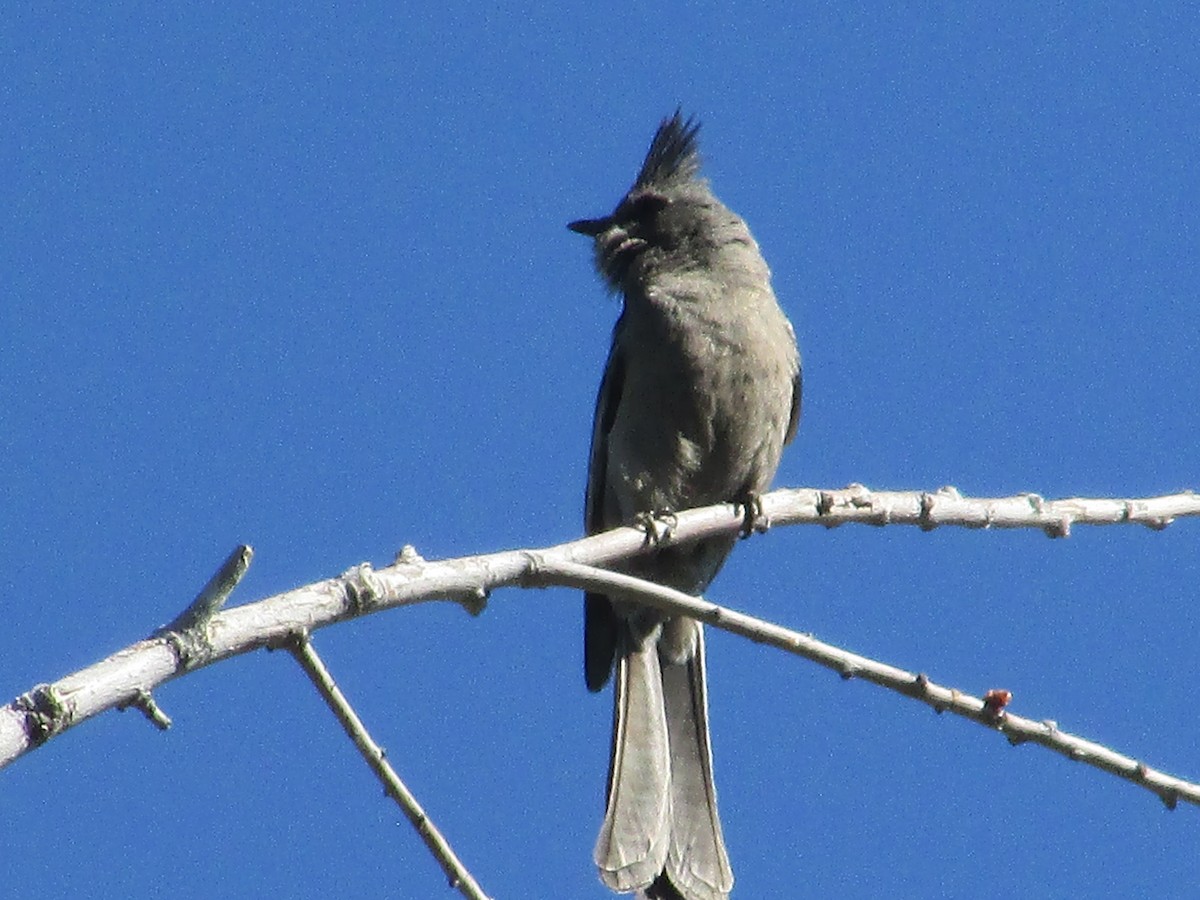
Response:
569,110,729,293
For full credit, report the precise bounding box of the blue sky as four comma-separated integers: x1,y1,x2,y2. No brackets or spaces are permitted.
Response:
2,4,1198,898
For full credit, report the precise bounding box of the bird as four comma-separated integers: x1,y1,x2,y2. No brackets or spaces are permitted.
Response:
568,110,802,900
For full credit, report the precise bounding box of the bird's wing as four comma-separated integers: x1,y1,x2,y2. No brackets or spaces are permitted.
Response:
784,331,803,446
584,313,627,692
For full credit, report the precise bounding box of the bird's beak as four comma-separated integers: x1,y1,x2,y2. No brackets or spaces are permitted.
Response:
568,216,611,236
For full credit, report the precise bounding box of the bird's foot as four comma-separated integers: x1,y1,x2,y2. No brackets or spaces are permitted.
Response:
634,510,677,546
735,492,769,538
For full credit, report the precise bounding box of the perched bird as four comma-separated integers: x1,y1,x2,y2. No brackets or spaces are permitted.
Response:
569,111,802,900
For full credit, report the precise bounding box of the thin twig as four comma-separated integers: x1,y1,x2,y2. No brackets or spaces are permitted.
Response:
117,689,173,730
527,558,1200,810
287,633,492,900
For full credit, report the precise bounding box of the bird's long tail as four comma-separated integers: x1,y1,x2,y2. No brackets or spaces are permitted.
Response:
595,623,732,900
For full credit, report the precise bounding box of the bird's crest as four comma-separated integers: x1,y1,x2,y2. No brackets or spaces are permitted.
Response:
634,109,702,190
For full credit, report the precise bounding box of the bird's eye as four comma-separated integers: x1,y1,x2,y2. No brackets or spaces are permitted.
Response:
627,192,670,219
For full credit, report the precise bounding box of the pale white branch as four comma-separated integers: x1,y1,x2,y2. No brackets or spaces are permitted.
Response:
2,485,1196,795
288,634,493,900
530,559,1200,810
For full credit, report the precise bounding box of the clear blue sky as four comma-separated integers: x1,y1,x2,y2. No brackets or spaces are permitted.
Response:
3,5,1198,898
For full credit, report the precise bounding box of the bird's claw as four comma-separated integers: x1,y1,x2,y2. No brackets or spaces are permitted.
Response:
736,493,768,538
635,510,677,546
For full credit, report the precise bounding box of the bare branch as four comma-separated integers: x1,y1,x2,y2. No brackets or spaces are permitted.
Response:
156,545,256,672
160,544,254,635
287,634,493,900
116,688,173,731
2,486,1196,772
528,559,1200,810
791,485,1196,537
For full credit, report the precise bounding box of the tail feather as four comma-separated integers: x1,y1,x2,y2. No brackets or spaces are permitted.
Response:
661,625,732,900
595,634,671,891
596,622,732,900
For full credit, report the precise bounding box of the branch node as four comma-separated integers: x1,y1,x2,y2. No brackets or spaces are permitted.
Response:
394,544,426,567
459,587,489,617
815,490,836,518
979,696,1008,729
1043,517,1072,539
918,492,938,531
845,483,873,506
164,630,209,671
1160,790,1179,811
153,545,254,670
520,550,544,587
117,689,172,730
268,628,310,653
981,689,1013,718
14,683,72,746
344,563,383,613
933,688,964,714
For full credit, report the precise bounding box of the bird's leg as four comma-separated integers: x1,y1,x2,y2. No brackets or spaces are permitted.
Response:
634,509,677,546
734,491,768,538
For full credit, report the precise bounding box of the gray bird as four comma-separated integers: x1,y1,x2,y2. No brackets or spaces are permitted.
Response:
569,111,802,900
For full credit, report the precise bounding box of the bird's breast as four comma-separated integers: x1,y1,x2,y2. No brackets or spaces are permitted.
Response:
607,286,796,518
